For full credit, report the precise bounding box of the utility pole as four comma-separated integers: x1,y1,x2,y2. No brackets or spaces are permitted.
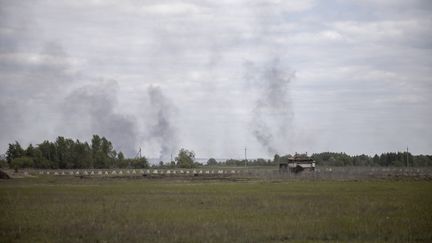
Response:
244,147,247,167
406,146,409,168
134,147,142,158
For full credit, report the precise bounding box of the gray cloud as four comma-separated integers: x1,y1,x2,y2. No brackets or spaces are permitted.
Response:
0,39,77,149
1,0,431,157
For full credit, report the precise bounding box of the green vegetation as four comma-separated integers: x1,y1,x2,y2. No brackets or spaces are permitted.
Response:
211,152,432,167
175,148,196,168
311,152,432,167
1,177,431,242
10,157,34,172
3,136,432,169
4,135,148,169
207,158,217,165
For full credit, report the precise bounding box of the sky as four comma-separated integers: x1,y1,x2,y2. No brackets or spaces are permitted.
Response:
0,0,431,161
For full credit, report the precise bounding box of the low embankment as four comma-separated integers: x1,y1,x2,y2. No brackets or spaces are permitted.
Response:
3,166,432,181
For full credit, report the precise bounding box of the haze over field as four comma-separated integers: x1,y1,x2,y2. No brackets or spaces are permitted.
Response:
1,0,431,160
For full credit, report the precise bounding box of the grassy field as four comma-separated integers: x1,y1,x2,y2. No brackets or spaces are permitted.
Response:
1,176,431,242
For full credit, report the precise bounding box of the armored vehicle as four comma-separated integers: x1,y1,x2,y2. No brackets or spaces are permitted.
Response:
279,154,315,173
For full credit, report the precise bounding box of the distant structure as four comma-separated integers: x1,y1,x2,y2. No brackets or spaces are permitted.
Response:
279,153,315,173
135,147,142,159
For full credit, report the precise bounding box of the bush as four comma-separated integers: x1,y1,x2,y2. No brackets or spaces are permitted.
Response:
117,158,149,169
131,157,149,168
11,156,34,170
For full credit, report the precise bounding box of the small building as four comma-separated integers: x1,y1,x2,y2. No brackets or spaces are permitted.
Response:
279,154,315,173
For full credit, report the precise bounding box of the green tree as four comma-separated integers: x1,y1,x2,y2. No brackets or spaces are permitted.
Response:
169,161,176,168
207,158,217,165
117,152,125,161
91,135,102,153
55,136,73,169
70,140,92,168
3,135,136,169
25,144,35,157
91,135,106,168
91,135,117,168
101,137,115,158
176,148,195,168
273,154,280,164
6,141,24,164
372,154,380,166
32,148,49,168
37,140,56,167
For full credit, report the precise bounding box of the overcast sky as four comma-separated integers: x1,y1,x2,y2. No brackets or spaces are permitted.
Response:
1,0,431,160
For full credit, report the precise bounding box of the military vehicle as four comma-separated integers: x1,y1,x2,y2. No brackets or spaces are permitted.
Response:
279,154,315,173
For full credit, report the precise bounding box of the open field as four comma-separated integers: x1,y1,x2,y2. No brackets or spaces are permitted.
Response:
1,176,432,242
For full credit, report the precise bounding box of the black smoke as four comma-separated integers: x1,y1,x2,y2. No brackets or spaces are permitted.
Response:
245,58,295,155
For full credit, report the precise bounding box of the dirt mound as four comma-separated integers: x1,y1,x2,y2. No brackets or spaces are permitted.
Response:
0,169,11,179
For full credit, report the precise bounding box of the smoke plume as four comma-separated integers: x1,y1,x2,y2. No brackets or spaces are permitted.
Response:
246,58,295,155
146,86,178,161
62,80,138,156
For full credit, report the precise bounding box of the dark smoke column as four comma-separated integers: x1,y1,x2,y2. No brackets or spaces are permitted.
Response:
147,86,179,161
246,58,295,155
62,80,138,157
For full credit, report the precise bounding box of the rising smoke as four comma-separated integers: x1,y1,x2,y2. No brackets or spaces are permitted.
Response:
62,80,138,156
146,86,179,161
0,6,178,159
0,36,178,159
245,58,295,155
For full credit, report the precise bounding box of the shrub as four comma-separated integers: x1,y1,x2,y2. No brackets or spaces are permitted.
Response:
11,156,34,170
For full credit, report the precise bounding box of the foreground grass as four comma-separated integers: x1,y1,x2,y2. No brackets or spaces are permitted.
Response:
0,177,431,242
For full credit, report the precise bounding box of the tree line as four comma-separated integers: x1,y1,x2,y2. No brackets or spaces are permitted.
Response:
3,135,148,170
205,152,432,167
310,152,432,167
1,136,201,170
2,136,432,169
